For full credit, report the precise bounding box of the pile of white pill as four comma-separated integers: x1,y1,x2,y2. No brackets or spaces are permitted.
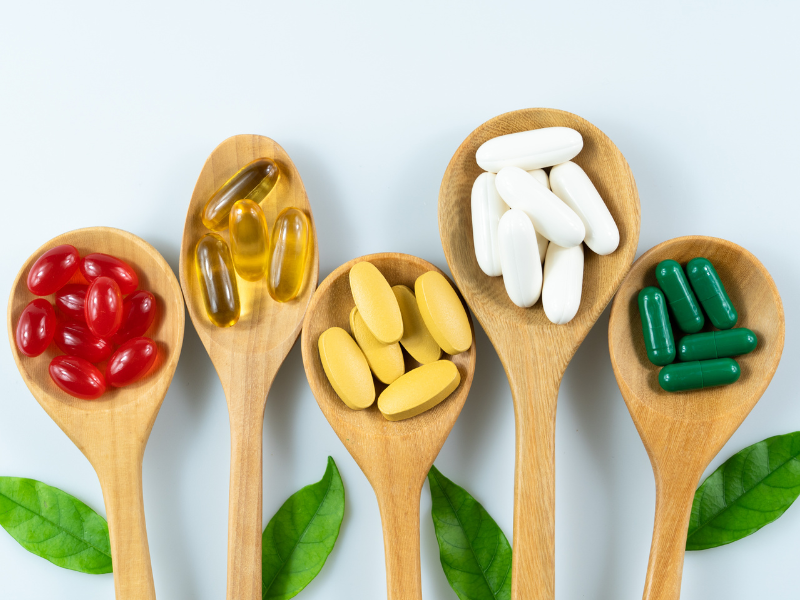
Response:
471,127,619,324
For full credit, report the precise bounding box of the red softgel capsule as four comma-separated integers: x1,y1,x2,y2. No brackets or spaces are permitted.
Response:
54,321,114,364
111,290,157,345
80,254,138,295
27,244,80,296
85,276,123,338
55,284,88,321
49,355,106,400
16,299,56,357
106,337,158,388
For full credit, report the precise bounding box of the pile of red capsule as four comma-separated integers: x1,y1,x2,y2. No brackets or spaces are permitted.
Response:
15,245,159,400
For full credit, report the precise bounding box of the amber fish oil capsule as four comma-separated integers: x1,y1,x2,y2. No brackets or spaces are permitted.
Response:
268,207,311,303
229,199,269,282
678,328,757,361
202,158,280,231
638,286,675,366
655,260,704,334
659,358,741,392
686,257,738,330
196,233,240,327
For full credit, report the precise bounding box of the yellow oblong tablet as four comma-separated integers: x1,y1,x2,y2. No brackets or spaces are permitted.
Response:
349,262,403,344
377,360,461,421
392,285,441,364
414,272,472,355
351,308,405,384
318,327,375,410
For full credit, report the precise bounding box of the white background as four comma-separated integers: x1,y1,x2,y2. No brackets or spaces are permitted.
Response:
1,1,798,598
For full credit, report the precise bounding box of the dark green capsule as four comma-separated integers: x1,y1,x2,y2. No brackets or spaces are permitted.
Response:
686,258,738,330
638,286,675,366
659,358,741,392
655,259,704,333
678,328,758,361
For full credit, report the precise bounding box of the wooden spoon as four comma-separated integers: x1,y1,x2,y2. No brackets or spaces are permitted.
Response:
300,253,476,600
438,108,641,599
7,227,185,599
178,135,319,600
608,236,784,600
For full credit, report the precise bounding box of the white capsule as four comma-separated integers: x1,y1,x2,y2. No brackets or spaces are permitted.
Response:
471,172,509,276
542,243,584,325
498,209,542,308
527,168,550,189
476,127,583,173
549,161,619,256
495,167,585,248
535,231,549,264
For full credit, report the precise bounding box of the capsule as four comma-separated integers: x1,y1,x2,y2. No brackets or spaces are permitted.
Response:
229,199,269,282
638,286,675,366
686,258,737,330
678,328,757,361
267,208,311,303
16,299,56,357
476,127,583,172
415,271,472,355
85,276,123,339
196,233,240,327
201,158,280,231
659,358,741,392
377,360,461,421
471,172,508,276
81,253,138,295
27,244,80,296
318,327,375,410
655,260,704,334
349,261,403,344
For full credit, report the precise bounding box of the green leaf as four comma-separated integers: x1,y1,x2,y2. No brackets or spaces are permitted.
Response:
428,466,511,600
0,477,112,573
687,431,800,550
262,456,345,600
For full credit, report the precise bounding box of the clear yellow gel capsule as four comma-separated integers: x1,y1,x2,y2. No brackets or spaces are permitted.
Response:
377,360,461,421
195,233,240,327
415,271,472,355
229,199,269,282
201,158,280,231
349,262,403,344
392,285,441,364
318,327,375,410
350,307,405,384
267,207,311,302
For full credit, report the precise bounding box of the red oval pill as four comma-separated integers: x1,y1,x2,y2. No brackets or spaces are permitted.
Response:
55,284,88,321
49,355,106,400
111,291,157,344
85,276,123,338
27,244,80,296
53,321,114,364
106,337,158,387
80,253,138,295
16,299,56,357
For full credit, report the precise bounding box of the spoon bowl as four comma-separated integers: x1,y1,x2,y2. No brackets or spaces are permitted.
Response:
301,252,476,600
178,134,319,600
438,108,641,600
7,226,185,600
608,235,784,600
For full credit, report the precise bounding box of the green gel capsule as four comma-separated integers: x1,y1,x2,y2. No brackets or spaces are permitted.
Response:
638,286,675,366
659,358,741,392
655,259,704,333
686,258,738,330
678,328,757,361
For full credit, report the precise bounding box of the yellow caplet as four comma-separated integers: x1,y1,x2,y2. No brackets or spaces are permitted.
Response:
392,285,441,364
350,307,405,384
349,262,403,344
377,360,461,421
414,272,472,355
318,327,375,410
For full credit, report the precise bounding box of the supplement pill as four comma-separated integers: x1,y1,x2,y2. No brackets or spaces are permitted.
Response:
268,207,311,303
81,253,138,295
659,358,741,392
471,172,509,276
392,285,441,364
49,355,106,400
27,244,80,296
377,360,461,421
350,308,405,384
638,286,675,366
196,233,240,327
476,127,583,172
349,262,403,344
55,284,88,321
111,290,157,344
415,271,472,355
202,158,280,231
85,276,123,339
686,258,737,330
542,243,583,325
106,337,158,387
318,327,375,410
497,209,543,308
527,169,550,189
655,260,704,334
678,328,757,361
54,321,113,364
16,299,56,357
229,199,269,282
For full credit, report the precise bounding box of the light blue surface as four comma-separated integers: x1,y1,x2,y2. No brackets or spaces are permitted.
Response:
1,1,798,598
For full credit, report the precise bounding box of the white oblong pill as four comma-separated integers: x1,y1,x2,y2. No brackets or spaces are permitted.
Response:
476,127,583,172
549,161,619,256
527,168,550,189
498,209,542,308
471,172,509,276
535,231,548,264
495,166,585,248
542,243,584,325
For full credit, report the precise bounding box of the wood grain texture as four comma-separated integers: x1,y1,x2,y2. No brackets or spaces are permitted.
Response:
178,135,319,600
609,236,784,600
300,253,476,600
438,108,641,600
7,227,185,599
